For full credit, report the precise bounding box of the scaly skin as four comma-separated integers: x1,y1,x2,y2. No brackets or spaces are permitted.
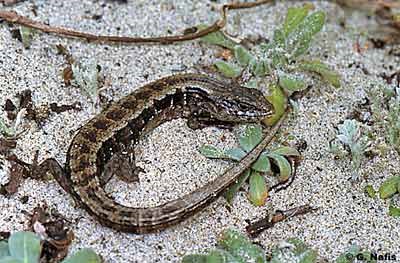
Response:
41,74,280,233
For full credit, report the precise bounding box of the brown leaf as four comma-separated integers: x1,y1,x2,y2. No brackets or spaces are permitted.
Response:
62,66,73,86
0,161,27,196
28,204,74,263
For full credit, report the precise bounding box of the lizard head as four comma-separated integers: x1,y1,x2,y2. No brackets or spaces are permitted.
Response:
190,83,274,124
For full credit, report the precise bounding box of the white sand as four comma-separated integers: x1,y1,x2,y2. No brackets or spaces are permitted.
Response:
1,0,400,262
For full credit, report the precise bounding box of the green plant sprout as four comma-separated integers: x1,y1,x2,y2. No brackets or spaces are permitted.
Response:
200,4,340,125
0,117,15,138
329,119,370,179
0,231,101,263
336,245,376,263
369,84,400,156
199,4,340,206
182,229,317,263
182,229,376,263
200,124,300,206
71,59,101,103
385,87,400,154
377,176,400,217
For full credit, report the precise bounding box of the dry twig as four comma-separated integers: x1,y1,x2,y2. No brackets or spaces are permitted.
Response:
246,205,317,237
0,0,273,44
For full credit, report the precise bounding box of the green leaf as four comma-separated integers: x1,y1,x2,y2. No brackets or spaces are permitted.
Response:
249,171,268,206
234,46,254,66
264,85,287,126
199,145,225,159
244,79,257,89
270,238,318,263
218,229,266,263
0,257,23,263
267,153,292,182
251,153,271,172
71,59,100,101
0,118,15,137
182,249,240,263
364,185,376,198
299,251,318,263
0,241,9,258
297,60,341,88
250,60,269,77
225,170,251,205
182,254,209,263
283,6,310,37
62,248,102,263
270,30,288,68
224,148,246,161
389,202,400,217
271,146,300,156
379,176,400,199
214,61,241,78
8,232,41,263
20,26,35,48
278,73,307,95
335,245,360,263
198,25,237,50
272,29,286,50
335,246,376,263
286,11,325,58
239,125,263,152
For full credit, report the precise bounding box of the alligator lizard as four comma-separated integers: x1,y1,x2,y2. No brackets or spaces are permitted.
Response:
36,73,281,233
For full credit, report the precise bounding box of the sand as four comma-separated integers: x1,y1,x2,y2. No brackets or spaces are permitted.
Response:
0,0,400,262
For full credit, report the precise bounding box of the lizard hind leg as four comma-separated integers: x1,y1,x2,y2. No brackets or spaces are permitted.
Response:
101,151,142,186
31,157,72,194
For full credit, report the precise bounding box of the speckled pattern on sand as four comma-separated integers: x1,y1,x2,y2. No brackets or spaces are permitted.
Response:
1,0,400,262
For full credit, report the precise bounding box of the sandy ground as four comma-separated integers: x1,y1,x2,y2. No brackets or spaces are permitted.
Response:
1,0,400,262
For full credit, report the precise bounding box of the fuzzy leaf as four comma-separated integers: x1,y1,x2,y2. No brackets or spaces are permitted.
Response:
267,153,292,182
239,125,263,152
336,246,376,263
218,229,266,263
8,232,41,263
251,153,271,173
364,185,376,198
283,6,310,37
20,26,35,48
286,11,325,58
71,59,100,101
270,30,288,68
0,241,9,258
335,245,360,263
224,148,246,161
234,46,254,66
249,171,268,206
198,25,237,50
270,238,318,263
336,120,364,150
250,60,269,77
225,170,251,205
379,176,400,199
389,203,400,217
272,29,286,50
0,118,14,137
297,60,340,88
278,73,307,95
199,145,225,159
0,257,23,263
214,61,241,78
181,254,209,263
271,146,301,156
62,248,102,263
264,85,287,126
